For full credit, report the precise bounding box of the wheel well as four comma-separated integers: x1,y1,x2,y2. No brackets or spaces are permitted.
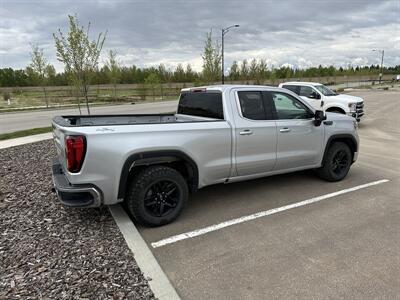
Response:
118,151,199,199
326,107,346,114
324,136,357,162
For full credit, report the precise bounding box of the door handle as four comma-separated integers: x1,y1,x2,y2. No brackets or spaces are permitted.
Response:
279,128,291,133
239,129,253,135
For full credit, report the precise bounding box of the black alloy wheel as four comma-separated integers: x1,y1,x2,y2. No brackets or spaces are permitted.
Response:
144,180,181,217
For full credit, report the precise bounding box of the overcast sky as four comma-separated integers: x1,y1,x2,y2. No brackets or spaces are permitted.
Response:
0,0,399,73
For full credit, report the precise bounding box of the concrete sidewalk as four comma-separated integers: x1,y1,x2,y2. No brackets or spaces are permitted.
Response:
0,132,53,149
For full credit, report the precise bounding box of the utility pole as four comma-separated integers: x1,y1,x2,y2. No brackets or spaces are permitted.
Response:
372,49,385,84
221,24,239,84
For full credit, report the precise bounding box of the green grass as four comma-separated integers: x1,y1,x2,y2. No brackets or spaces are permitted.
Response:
0,127,52,141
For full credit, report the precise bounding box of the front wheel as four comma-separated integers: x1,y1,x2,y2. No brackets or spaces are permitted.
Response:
316,142,352,182
126,166,188,226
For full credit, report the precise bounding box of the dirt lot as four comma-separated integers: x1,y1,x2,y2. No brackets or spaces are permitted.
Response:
0,141,154,299
137,88,400,299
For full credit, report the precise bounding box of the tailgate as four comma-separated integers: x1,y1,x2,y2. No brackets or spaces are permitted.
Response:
52,121,68,169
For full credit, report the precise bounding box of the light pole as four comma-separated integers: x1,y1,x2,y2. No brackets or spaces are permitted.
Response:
372,49,384,84
222,24,239,84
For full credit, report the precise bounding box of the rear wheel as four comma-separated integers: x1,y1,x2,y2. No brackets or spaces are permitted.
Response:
126,166,188,226
316,142,352,181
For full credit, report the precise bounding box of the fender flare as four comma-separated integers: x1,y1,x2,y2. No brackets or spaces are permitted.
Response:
325,105,347,114
117,150,199,199
322,134,358,163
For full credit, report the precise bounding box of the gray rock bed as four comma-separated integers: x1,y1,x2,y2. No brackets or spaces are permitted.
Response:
0,140,155,299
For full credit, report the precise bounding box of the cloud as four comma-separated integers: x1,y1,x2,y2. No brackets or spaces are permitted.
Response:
0,0,399,72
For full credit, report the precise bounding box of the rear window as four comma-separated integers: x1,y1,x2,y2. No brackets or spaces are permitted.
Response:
177,92,224,119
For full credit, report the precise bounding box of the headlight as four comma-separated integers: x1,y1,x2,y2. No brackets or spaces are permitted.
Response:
348,103,357,112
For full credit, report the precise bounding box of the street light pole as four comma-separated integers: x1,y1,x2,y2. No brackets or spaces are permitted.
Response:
372,49,385,84
221,24,239,84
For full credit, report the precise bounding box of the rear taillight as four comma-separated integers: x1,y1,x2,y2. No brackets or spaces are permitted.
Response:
65,135,86,173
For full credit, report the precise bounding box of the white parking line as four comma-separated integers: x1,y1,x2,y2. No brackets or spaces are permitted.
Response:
110,205,180,299
151,179,389,248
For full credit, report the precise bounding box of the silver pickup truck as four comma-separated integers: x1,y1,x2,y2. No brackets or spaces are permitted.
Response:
52,85,359,226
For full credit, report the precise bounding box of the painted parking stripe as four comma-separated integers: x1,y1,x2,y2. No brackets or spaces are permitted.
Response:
151,179,389,248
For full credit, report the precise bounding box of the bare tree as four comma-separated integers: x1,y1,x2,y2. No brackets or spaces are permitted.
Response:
53,15,106,114
29,44,50,108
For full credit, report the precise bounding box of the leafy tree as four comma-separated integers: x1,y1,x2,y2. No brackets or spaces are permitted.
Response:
202,30,221,83
29,44,50,107
258,59,268,80
173,63,185,82
249,58,258,80
45,65,57,86
105,50,121,98
185,64,196,82
240,59,249,80
229,60,240,81
144,73,160,100
53,15,106,114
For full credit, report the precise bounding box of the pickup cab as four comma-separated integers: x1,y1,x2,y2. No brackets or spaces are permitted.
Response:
279,82,364,121
52,85,359,226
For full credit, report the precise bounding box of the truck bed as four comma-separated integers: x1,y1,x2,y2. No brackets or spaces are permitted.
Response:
53,113,218,127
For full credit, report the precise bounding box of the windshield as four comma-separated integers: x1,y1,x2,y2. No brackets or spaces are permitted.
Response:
314,85,337,96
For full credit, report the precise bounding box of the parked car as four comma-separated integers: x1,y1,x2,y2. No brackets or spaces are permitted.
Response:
392,75,400,82
52,85,359,226
279,82,364,121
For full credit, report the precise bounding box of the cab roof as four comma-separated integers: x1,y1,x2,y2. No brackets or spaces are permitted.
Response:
180,84,282,93
280,81,323,86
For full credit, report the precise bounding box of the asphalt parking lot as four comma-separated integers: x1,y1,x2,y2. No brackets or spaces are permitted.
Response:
138,88,400,299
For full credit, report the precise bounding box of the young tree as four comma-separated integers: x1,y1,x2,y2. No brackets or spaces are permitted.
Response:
173,63,185,82
105,50,121,99
45,65,57,86
249,58,258,82
202,30,221,83
185,64,196,82
29,44,50,107
229,61,240,81
53,15,106,114
240,59,249,81
144,73,160,100
258,58,268,80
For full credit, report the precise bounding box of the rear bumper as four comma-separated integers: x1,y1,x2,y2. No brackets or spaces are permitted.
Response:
52,158,102,207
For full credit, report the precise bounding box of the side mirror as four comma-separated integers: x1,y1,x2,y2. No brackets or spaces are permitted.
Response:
314,110,327,126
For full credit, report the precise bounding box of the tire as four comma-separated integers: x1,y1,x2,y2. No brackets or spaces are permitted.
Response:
316,142,352,182
126,166,188,227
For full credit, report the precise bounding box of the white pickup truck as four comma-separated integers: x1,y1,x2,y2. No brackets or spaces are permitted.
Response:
52,85,359,226
279,82,364,121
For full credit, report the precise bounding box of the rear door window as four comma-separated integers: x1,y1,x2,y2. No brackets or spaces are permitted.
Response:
178,92,224,119
237,91,274,120
281,85,300,95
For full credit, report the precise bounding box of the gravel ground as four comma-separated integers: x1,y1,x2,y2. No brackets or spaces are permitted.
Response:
0,140,155,299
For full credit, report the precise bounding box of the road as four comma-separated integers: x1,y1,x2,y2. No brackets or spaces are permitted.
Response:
0,101,178,134
137,89,400,299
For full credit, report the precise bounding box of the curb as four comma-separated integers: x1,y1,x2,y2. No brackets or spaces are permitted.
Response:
0,133,53,149
109,205,180,300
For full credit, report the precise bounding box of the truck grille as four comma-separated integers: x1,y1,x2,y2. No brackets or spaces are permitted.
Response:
355,101,364,120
